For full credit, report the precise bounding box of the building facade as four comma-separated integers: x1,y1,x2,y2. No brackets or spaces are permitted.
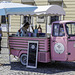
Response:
0,0,75,36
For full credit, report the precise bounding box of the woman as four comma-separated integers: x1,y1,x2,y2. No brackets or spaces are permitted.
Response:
20,22,30,36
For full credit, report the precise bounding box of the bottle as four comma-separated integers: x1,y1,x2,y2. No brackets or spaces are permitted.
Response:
33,25,38,37
38,25,42,33
31,26,34,33
21,28,23,37
34,25,38,33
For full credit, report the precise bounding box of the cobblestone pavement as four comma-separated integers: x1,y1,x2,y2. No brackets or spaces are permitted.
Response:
0,37,75,75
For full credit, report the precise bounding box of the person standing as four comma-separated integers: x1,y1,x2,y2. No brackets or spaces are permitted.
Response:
21,22,30,36
0,24,2,54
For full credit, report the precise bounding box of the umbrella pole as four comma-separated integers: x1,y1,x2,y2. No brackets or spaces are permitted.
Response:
60,15,61,21
5,15,11,64
63,15,65,20
20,15,21,28
20,15,22,28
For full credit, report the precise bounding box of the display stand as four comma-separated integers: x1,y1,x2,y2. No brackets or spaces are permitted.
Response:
27,41,38,68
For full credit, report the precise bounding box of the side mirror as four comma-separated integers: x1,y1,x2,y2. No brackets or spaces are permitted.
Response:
68,36,70,39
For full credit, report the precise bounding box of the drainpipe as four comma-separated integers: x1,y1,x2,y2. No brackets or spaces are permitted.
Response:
62,0,65,20
60,0,64,20
62,0,63,8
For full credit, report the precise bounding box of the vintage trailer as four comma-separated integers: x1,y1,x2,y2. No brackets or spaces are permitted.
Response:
9,21,75,66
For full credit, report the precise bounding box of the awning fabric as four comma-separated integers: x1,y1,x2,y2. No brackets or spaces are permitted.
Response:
0,1,37,15
33,5,65,16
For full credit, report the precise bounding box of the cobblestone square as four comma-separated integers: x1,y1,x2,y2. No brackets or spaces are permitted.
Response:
0,37,75,75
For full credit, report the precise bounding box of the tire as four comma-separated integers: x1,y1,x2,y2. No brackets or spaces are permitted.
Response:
20,54,27,65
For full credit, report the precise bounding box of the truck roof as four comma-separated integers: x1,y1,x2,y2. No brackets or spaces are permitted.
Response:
53,20,75,24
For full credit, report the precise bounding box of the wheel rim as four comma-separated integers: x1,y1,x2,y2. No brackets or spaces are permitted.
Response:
22,56,27,64
20,54,27,65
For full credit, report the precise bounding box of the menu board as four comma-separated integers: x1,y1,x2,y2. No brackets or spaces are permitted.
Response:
27,41,38,68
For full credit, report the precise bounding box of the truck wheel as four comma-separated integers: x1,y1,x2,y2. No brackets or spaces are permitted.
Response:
20,54,27,65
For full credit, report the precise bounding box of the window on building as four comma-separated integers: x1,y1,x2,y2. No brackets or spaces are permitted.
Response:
50,2,62,7
1,16,6,24
1,15,9,24
23,16,31,24
1,15,10,31
50,16,59,24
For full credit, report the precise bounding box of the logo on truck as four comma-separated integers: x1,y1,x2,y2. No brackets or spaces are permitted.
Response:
54,43,65,54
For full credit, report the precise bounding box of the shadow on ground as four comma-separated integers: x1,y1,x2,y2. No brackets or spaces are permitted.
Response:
3,61,75,74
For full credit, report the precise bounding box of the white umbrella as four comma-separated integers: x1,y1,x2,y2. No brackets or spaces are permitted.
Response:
0,1,37,15
33,5,65,16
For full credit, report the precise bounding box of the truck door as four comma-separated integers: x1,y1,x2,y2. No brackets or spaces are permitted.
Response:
66,22,75,61
51,23,67,61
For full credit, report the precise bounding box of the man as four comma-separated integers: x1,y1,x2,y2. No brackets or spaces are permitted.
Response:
0,24,2,54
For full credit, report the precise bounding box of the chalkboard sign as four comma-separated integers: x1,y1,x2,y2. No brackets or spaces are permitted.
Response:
27,41,38,68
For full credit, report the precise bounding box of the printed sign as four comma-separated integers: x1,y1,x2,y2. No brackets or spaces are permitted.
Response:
54,43,65,54
27,41,38,68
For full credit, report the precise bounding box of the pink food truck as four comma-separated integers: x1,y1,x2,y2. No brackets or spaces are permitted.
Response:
9,20,75,68
4,4,68,68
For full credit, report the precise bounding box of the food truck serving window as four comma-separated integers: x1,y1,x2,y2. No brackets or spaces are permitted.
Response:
53,23,65,37
66,22,75,36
